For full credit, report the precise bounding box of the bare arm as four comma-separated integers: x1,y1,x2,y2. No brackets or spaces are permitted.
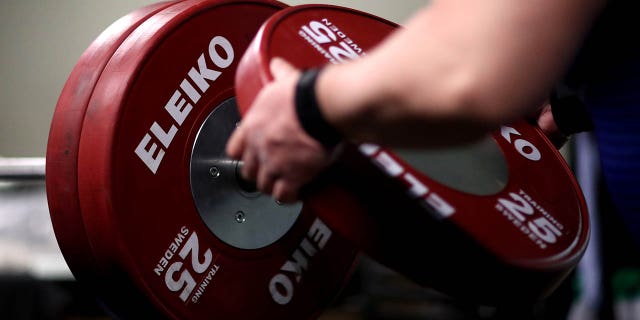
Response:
226,0,606,201
317,0,605,148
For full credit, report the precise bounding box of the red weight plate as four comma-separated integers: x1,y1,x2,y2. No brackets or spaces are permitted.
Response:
235,4,395,112
235,4,589,305
77,1,358,319
46,0,177,285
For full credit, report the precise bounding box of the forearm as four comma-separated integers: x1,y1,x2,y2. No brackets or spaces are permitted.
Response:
316,0,605,148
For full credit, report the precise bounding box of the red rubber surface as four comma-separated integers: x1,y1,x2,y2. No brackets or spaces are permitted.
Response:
235,4,589,305
46,0,178,285
75,1,357,319
235,4,395,113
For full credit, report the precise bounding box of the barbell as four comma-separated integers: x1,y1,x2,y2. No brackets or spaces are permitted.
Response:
43,0,589,319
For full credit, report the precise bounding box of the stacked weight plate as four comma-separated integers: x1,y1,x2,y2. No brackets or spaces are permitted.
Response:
235,4,589,306
46,1,359,319
47,2,180,317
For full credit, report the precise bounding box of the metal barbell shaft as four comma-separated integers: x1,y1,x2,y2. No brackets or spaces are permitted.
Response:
0,157,249,182
207,158,257,193
0,157,46,181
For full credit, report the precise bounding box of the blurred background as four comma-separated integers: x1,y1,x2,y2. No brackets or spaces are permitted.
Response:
0,0,423,157
1,0,639,319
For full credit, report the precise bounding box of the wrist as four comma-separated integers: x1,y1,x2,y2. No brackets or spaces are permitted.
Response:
295,68,343,149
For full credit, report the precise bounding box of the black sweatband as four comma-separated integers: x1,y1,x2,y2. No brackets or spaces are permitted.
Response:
295,68,342,148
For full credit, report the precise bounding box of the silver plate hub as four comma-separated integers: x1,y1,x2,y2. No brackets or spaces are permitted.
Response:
396,136,509,196
190,98,302,250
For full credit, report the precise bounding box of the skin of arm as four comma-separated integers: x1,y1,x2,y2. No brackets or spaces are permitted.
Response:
318,0,605,147
227,0,605,202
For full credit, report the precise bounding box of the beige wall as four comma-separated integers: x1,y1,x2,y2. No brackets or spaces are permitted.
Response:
0,0,426,157
284,0,425,22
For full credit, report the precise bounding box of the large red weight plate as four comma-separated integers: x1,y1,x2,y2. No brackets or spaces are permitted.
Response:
76,1,358,319
46,0,177,291
235,4,589,305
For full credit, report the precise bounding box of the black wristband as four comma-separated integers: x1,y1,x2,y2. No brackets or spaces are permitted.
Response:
295,68,342,148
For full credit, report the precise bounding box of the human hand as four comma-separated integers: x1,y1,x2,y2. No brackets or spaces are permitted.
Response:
226,58,334,203
535,102,569,149
534,90,592,149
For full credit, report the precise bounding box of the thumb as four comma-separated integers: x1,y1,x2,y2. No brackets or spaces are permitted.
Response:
270,57,298,79
226,124,246,160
